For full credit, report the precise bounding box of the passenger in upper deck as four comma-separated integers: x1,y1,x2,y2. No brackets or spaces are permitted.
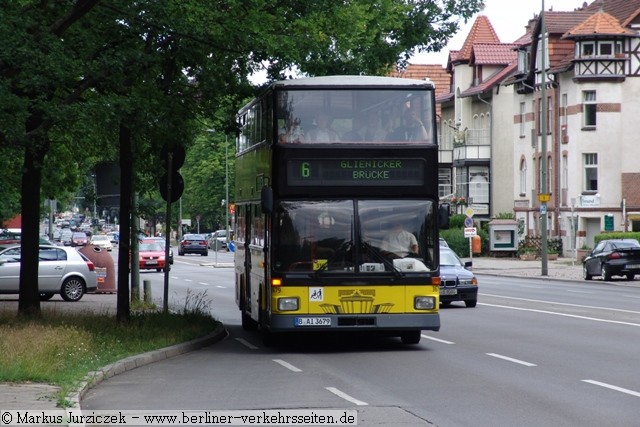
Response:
342,113,388,142
387,109,430,142
307,112,340,142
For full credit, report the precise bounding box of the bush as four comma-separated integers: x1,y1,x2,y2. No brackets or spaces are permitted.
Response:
595,232,640,244
440,227,488,257
449,214,466,229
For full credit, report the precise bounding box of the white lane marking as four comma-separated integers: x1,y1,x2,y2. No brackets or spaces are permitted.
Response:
325,387,368,406
486,353,537,367
216,285,226,288
235,338,258,350
421,334,455,345
583,380,640,398
184,279,193,282
479,303,640,327
272,359,302,372
565,290,595,294
481,294,640,315
199,282,208,285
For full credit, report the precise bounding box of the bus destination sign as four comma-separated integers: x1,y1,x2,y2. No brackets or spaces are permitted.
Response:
287,158,425,186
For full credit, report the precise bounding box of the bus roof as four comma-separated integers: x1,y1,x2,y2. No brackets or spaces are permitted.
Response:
272,75,435,90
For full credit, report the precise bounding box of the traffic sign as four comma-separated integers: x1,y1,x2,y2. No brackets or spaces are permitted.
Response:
538,193,551,202
464,216,473,227
464,227,477,238
465,207,475,217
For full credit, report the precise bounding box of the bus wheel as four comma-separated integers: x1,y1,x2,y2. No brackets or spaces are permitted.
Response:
241,309,258,331
400,330,421,344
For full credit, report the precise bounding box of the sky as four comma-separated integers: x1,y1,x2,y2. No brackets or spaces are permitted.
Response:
411,0,588,66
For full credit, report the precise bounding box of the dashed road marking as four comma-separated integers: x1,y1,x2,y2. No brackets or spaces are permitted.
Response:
235,338,258,350
421,334,455,345
273,359,302,372
486,353,536,367
325,387,368,406
583,380,640,398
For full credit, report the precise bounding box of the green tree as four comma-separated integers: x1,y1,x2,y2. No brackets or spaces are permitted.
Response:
0,0,483,318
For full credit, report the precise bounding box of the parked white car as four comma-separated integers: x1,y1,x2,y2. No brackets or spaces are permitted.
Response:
89,234,113,251
0,245,97,301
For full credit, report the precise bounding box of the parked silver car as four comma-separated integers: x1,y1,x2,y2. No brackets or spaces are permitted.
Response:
0,245,97,301
207,229,228,250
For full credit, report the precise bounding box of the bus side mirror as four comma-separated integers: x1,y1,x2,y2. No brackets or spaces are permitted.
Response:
439,203,450,230
261,187,273,214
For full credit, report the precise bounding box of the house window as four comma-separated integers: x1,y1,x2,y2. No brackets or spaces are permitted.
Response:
547,155,552,194
537,99,541,135
532,100,537,138
546,96,552,135
581,42,595,57
561,93,568,127
583,90,596,128
455,167,466,200
439,168,452,198
562,155,568,193
519,159,527,195
599,42,613,56
519,102,526,137
469,166,490,204
598,41,622,56
517,50,529,73
584,153,598,191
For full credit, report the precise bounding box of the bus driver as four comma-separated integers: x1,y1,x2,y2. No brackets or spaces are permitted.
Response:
381,221,419,258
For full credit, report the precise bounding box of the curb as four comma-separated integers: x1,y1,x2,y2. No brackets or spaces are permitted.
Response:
67,323,228,408
201,262,234,268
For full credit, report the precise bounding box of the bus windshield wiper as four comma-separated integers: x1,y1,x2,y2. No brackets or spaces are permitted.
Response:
314,241,353,276
361,241,404,277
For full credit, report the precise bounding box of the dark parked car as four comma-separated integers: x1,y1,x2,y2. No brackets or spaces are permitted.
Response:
582,239,640,281
0,245,97,301
439,247,478,307
178,234,208,256
60,229,74,246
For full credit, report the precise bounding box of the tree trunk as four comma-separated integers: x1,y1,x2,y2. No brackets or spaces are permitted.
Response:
116,123,132,322
18,142,47,317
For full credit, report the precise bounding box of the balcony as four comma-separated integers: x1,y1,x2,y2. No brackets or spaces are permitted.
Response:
453,128,490,161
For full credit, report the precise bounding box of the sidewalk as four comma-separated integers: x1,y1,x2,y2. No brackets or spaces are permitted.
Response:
0,255,605,411
470,255,584,281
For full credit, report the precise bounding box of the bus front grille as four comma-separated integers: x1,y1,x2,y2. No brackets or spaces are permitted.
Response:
338,317,376,326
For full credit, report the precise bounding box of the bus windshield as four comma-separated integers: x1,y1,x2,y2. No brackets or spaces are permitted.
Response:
277,89,434,144
273,199,436,274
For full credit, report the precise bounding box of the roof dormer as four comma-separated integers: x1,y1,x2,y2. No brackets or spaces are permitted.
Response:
562,10,637,82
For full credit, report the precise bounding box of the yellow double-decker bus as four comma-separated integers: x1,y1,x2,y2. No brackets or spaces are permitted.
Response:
234,76,449,345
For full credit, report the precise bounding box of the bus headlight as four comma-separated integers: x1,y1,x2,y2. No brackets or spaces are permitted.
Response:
278,297,299,311
415,296,436,310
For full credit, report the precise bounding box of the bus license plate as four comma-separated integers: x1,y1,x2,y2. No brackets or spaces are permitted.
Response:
440,288,457,296
295,317,331,327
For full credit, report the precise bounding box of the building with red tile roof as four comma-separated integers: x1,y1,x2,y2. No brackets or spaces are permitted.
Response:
506,0,640,250
405,0,640,253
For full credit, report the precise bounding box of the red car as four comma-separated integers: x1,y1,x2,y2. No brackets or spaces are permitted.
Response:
139,242,166,272
71,232,88,247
